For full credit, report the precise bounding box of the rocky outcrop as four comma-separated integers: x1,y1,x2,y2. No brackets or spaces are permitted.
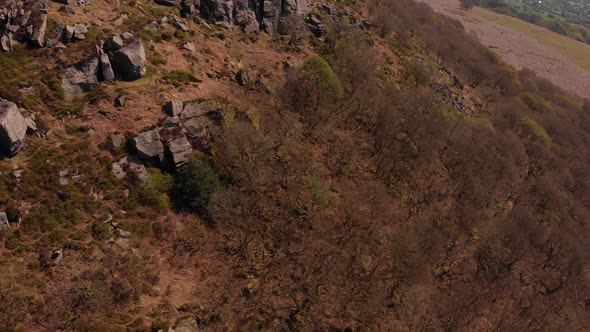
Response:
0,99,29,156
199,0,307,33
0,0,48,51
62,36,147,98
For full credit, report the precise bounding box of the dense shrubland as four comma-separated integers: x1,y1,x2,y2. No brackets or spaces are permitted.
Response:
1,0,590,330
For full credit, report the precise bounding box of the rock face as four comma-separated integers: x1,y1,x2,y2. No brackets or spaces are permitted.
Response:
0,0,48,51
110,40,147,81
132,129,165,162
199,0,307,33
0,100,29,156
62,59,99,98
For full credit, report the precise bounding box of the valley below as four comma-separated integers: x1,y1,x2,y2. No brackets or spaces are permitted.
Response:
422,0,590,99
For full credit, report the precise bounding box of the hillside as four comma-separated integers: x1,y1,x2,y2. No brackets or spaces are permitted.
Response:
424,0,590,99
0,0,590,330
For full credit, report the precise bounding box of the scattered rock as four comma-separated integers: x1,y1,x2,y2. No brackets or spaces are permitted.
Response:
50,249,63,264
72,23,88,40
61,25,75,43
120,32,134,41
0,100,29,156
0,212,9,231
59,169,70,185
132,129,164,162
114,95,125,108
173,318,199,332
172,15,190,31
163,100,184,116
114,13,128,26
235,68,250,86
58,5,76,14
110,40,147,81
181,41,196,52
62,59,99,98
110,132,125,148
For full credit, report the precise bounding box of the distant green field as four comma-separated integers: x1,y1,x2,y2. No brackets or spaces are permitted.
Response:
473,7,590,70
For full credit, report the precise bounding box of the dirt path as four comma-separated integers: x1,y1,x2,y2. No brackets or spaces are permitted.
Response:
421,0,590,99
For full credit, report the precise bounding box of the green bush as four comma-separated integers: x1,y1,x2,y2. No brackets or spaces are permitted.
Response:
298,56,344,101
137,168,173,212
174,157,220,210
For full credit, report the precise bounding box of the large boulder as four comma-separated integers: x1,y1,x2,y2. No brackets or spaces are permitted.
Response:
62,59,99,98
110,40,147,81
132,129,164,162
0,100,28,156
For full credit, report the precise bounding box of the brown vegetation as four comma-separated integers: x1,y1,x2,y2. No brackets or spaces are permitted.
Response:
1,0,590,330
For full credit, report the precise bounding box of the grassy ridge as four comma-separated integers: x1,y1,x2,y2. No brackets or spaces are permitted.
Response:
473,7,590,70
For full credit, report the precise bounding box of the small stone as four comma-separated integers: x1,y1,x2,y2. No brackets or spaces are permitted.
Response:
58,5,76,14
59,170,69,185
114,95,125,107
121,32,134,41
110,132,125,148
118,229,132,237
0,212,9,230
181,42,196,52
